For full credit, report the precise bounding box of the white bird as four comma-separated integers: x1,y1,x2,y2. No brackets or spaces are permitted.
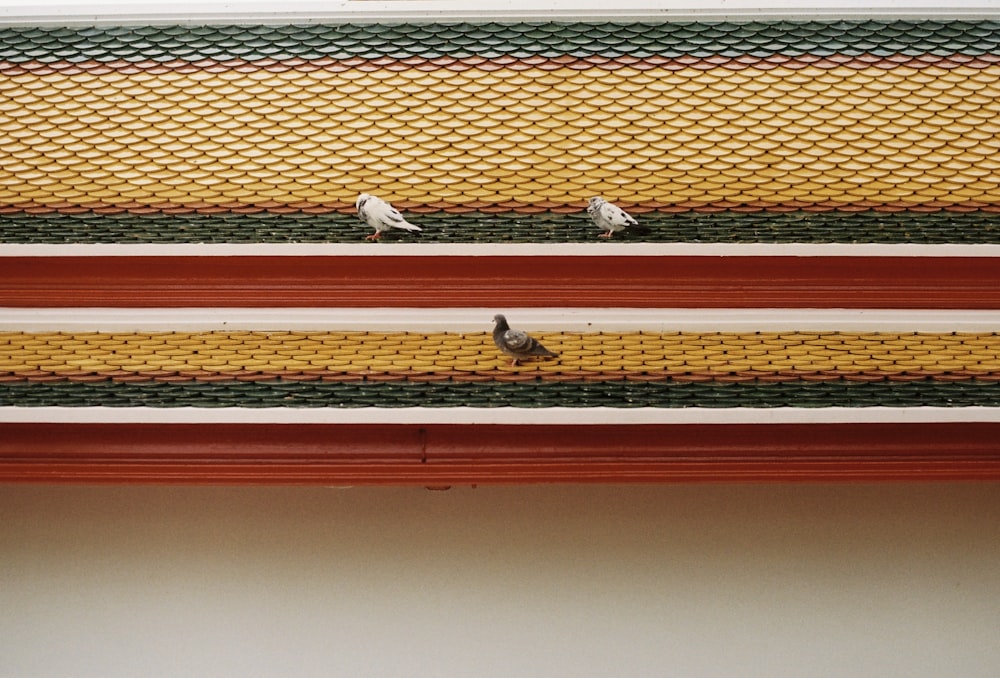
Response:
492,314,558,366
587,196,647,238
355,193,422,240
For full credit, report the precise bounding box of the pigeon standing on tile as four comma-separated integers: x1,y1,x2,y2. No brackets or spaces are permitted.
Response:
355,193,422,240
492,314,558,366
587,196,649,238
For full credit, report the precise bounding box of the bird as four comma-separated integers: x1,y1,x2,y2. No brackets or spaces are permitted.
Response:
355,193,422,240
586,196,649,238
492,314,558,366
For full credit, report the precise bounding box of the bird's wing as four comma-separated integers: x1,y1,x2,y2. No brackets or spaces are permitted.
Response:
384,204,407,225
366,199,399,226
502,329,534,352
373,199,420,232
601,202,638,228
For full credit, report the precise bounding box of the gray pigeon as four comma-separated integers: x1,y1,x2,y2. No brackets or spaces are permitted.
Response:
492,314,558,366
587,196,649,238
355,193,422,240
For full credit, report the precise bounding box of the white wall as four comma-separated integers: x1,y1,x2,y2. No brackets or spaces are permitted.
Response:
1,482,998,677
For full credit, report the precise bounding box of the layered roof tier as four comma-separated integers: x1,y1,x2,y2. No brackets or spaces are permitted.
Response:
1,22,999,214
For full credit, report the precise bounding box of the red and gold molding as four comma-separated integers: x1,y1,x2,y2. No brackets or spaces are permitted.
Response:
2,422,999,484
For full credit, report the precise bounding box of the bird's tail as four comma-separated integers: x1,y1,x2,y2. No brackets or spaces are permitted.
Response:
398,221,422,232
531,345,558,358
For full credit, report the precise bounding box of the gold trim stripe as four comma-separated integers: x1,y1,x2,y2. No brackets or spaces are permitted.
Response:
1,65,999,207
3,331,1000,378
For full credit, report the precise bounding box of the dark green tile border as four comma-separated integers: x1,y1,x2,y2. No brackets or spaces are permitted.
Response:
4,210,999,244
3,379,1000,408
1,21,998,63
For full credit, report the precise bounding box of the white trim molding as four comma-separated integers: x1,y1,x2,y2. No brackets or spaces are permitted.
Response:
3,405,1000,425
3,307,1000,332
6,243,1000,259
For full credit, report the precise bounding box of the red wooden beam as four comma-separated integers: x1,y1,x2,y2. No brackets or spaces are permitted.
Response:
3,255,1000,308
2,422,999,484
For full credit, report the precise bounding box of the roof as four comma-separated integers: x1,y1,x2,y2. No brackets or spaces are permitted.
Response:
2,18,1000,483
2,21,1000,212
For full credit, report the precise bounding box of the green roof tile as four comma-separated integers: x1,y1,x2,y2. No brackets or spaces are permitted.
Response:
2,209,997,245
0,21,998,63
2,379,999,409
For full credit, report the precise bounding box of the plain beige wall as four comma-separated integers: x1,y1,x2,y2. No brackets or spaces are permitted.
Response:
1,482,999,677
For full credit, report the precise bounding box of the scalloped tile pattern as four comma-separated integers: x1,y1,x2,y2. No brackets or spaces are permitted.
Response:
4,331,1000,383
3,208,1000,244
3,379,999,409
2,22,999,62
0,22,999,211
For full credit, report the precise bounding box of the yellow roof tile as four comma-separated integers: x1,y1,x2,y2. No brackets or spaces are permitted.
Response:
1,63,999,207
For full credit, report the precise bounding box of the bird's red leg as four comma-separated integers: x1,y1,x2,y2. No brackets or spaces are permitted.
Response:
599,231,613,238
365,232,381,240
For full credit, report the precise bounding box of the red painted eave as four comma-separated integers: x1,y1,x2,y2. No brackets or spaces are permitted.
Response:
4,255,1000,308
2,423,999,484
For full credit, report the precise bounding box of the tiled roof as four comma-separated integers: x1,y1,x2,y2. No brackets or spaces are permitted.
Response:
5,330,1000,381
1,22,999,215
4,380,999,409
3,208,1000,244
3,21,1000,484
3,330,1000,408
2,22,999,61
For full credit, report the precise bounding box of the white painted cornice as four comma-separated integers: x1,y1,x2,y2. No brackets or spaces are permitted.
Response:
3,406,1000,425
6,243,1000,258
3,307,1000,332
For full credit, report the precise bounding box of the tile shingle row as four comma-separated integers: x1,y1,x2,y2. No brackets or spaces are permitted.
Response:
2,22,999,63
2,64,998,208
